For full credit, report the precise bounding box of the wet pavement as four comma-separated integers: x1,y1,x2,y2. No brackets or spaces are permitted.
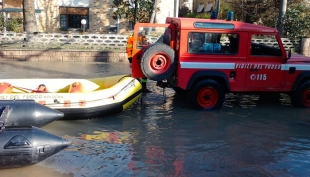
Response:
1,61,310,177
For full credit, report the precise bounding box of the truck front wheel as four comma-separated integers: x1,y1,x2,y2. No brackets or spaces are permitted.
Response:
291,80,310,107
188,79,225,110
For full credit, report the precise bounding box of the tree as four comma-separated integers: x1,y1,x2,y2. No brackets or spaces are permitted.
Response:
149,0,159,23
23,0,37,33
229,0,279,26
283,2,310,38
112,0,158,25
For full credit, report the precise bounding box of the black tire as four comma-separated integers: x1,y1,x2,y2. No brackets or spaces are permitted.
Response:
140,43,176,81
188,79,225,110
291,80,310,108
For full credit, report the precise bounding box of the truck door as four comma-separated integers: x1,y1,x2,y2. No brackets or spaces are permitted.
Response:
245,33,286,90
131,23,172,79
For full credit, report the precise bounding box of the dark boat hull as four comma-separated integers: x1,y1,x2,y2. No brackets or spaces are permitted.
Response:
0,126,70,169
0,100,64,127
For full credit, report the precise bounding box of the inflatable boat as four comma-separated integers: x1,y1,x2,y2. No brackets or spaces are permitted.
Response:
0,75,142,119
0,101,69,169
0,100,64,127
0,125,70,169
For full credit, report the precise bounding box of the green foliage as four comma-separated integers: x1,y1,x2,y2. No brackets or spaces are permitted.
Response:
229,0,279,25
217,1,232,20
186,12,210,19
0,15,23,32
179,6,190,17
112,0,156,23
6,18,23,32
283,2,310,38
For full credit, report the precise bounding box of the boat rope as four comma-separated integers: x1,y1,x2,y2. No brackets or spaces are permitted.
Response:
109,78,138,99
117,74,132,83
11,85,51,93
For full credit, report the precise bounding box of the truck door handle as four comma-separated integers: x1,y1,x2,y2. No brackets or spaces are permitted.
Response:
289,67,296,74
250,68,259,71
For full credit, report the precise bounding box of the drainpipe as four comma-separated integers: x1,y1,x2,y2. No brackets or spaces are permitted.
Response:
2,0,6,32
216,0,220,19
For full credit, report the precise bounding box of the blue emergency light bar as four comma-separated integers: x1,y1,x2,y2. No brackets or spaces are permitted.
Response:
194,22,235,30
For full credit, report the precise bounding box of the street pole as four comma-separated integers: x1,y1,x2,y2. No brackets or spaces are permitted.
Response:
277,0,287,37
174,0,179,17
2,0,6,32
216,0,220,19
241,0,243,21
117,14,120,34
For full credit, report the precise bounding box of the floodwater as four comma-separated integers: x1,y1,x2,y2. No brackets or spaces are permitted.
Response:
1,61,310,177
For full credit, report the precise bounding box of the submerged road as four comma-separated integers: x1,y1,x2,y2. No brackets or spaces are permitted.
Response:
1,61,310,177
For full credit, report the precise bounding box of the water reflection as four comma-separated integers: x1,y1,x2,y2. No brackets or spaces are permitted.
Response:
1,61,310,176
40,132,134,177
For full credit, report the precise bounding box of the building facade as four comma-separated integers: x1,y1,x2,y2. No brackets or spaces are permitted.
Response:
1,0,184,34
193,0,215,14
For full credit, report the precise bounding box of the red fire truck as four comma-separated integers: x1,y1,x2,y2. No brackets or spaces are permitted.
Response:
130,17,310,110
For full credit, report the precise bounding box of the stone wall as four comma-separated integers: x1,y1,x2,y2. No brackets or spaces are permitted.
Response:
0,32,301,52
0,32,130,51
0,50,127,62
0,32,307,62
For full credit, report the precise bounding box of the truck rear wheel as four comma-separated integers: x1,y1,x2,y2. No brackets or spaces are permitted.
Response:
140,43,176,81
188,79,225,110
291,80,310,107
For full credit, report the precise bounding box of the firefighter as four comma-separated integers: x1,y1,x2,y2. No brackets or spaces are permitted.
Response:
126,33,151,93
138,31,148,46
126,33,134,68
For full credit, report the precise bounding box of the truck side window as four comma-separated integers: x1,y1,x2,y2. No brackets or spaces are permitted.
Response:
251,34,282,56
188,32,239,55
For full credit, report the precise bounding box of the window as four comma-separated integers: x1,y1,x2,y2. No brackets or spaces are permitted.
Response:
188,32,239,54
196,3,204,13
4,135,32,149
251,34,282,56
128,21,134,30
59,7,89,30
60,15,68,28
204,2,213,12
135,26,167,49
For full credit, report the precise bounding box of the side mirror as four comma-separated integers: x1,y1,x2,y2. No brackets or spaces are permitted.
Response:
286,49,291,59
284,49,291,63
